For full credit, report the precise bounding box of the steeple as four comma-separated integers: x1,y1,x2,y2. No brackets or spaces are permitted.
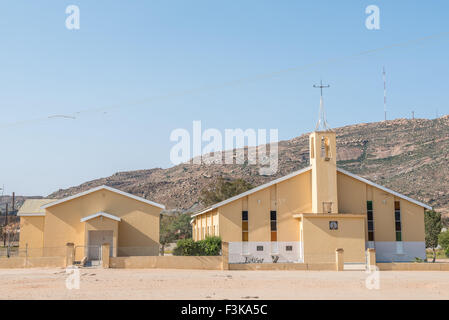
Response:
313,81,332,131
309,82,338,214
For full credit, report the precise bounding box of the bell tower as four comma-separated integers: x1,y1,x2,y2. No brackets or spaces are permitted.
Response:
310,82,338,214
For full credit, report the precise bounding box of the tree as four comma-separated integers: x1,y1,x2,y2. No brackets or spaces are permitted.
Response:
425,210,442,262
159,213,192,255
438,232,449,258
200,177,254,207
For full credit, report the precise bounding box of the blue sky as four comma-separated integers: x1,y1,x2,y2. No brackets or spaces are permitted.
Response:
0,1,448,196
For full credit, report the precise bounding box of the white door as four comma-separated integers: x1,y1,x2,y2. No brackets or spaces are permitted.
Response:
87,230,113,260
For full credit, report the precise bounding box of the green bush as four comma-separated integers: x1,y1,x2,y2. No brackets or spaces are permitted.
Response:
173,236,221,256
198,236,222,256
173,238,199,256
438,231,449,257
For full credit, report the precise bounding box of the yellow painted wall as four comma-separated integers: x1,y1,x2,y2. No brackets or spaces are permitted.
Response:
310,131,339,213
196,169,426,248
193,209,219,241
337,172,367,214
41,189,162,256
19,216,45,251
372,187,395,241
398,198,425,241
216,170,311,242
302,216,366,263
336,171,426,242
247,187,271,241
277,170,311,241
218,201,243,241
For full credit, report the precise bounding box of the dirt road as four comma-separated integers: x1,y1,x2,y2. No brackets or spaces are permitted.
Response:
0,268,448,300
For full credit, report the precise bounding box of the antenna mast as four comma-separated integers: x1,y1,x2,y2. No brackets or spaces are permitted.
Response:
383,66,387,121
313,80,331,131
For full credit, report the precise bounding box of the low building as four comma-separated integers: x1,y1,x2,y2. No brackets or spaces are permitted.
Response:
191,129,431,264
18,186,165,260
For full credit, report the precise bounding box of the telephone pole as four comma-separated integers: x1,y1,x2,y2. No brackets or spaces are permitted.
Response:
3,203,7,247
383,66,387,121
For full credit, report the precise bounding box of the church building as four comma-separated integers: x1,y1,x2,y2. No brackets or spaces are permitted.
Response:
191,92,431,264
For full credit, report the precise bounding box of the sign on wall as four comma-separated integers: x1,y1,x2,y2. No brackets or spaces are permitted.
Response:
329,221,338,230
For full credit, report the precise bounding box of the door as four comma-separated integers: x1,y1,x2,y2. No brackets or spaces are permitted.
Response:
87,230,113,260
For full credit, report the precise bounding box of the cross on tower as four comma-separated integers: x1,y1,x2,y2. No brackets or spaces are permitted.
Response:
313,81,331,131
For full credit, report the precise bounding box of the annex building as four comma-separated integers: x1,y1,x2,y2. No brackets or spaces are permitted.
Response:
18,186,165,261
191,129,431,264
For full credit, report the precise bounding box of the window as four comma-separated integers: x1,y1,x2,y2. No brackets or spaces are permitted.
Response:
285,245,293,251
257,246,264,251
270,210,277,241
242,211,248,242
394,201,402,241
367,201,374,241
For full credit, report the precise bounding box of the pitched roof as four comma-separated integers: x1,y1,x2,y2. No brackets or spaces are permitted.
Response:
191,166,432,218
41,185,166,210
191,166,312,217
80,211,121,222
17,199,58,216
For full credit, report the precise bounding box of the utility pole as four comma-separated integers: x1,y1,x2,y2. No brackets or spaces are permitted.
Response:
3,203,7,247
383,66,387,121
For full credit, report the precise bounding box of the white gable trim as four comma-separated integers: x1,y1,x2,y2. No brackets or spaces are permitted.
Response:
80,212,121,222
41,185,166,210
337,168,432,210
17,213,46,217
191,166,312,218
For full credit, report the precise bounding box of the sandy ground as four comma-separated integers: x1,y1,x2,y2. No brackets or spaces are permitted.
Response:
1,268,449,300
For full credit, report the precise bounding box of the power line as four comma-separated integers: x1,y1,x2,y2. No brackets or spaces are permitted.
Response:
1,31,449,130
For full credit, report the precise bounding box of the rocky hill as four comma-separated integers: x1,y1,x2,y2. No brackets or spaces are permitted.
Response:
49,116,449,215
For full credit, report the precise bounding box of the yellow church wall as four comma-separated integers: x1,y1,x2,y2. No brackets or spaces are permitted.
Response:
247,187,271,242
398,198,425,242
310,132,339,213
42,188,162,256
337,172,367,214
18,216,45,253
211,170,312,242
336,172,426,243
193,209,220,241
276,170,312,241
371,187,395,241
218,200,243,242
302,215,366,263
